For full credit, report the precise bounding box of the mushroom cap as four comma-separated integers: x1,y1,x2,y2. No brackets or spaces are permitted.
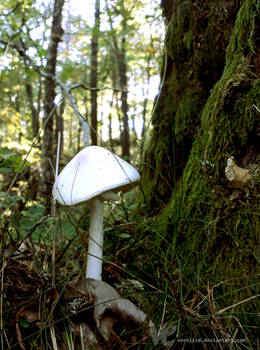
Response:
53,146,140,205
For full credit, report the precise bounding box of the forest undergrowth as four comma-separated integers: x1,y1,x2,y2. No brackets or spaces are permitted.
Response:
0,158,259,350
1,0,259,348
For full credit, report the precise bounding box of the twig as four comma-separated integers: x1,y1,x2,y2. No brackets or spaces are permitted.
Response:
55,78,89,145
0,2,21,17
50,325,58,350
217,294,260,315
79,324,85,350
220,315,250,346
157,294,167,337
70,83,129,93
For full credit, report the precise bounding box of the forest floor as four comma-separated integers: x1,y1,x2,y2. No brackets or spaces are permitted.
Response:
3,232,258,350
2,237,155,350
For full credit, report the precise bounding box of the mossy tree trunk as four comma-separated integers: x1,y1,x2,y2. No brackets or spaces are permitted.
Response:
139,0,259,342
141,0,251,212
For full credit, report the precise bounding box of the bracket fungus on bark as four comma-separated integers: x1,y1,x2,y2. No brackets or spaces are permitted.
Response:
52,146,140,280
225,157,252,187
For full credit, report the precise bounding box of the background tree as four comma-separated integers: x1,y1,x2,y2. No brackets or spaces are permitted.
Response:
41,0,64,207
105,0,131,159
90,0,100,145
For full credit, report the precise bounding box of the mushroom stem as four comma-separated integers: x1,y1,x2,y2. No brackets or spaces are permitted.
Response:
86,197,104,280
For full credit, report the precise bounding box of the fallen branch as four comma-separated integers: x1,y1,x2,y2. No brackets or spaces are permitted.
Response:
69,83,129,93
216,294,260,315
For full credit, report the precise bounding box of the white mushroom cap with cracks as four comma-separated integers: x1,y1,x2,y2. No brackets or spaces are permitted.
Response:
52,146,140,280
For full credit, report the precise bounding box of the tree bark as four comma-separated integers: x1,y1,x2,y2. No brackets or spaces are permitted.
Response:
105,0,130,159
25,83,39,138
118,0,130,160
140,59,151,156
22,46,41,140
118,35,130,160
139,0,259,342
108,93,115,152
90,0,100,145
141,0,244,211
41,0,64,208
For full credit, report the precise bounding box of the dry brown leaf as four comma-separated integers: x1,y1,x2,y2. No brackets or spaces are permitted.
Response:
16,309,40,324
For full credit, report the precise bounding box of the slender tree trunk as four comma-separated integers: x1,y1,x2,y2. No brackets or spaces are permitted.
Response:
37,77,42,120
41,0,64,208
118,0,130,159
132,115,138,148
90,0,100,145
108,54,118,152
83,90,89,148
140,62,151,157
25,83,39,138
115,92,123,142
105,0,130,159
99,99,104,141
108,92,115,152
118,36,130,159
108,112,113,150
141,59,151,138
22,51,41,140
14,95,23,144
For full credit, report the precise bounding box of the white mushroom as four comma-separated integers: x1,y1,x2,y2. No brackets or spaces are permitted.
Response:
52,146,140,280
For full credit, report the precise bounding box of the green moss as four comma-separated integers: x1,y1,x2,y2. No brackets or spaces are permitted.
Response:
150,0,260,305
139,0,242,214
183,29,193,51
226,0,259,60
136,0,260,343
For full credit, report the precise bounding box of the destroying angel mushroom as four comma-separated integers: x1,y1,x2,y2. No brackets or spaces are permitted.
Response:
52,146,140,280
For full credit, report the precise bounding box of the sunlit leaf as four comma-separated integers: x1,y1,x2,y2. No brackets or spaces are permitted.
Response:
119,233,131,239
21,204,45,218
